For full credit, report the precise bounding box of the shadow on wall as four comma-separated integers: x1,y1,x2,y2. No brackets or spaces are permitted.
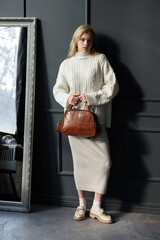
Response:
31,20,62,205
97,33,150,212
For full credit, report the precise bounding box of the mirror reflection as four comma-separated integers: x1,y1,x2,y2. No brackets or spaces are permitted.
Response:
0,26,27,202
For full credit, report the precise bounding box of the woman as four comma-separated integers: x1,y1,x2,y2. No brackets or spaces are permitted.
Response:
53,25,119,223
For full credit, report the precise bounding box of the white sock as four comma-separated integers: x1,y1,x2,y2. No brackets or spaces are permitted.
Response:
79,198,87,208
92,200,101,212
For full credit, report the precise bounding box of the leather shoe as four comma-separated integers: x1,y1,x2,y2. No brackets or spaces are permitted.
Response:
74,206,87,221
90,208,112,223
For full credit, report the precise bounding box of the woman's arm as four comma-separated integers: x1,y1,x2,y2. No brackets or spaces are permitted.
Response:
85,55,119,106
53,61,70,108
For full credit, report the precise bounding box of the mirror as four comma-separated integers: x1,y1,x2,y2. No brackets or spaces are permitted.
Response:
0,18,37,212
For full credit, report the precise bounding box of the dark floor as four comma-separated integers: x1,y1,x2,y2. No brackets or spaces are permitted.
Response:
0,205,160,240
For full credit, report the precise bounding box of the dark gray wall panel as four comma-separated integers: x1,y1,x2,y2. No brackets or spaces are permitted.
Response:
31,112,76,198
109,131,160,179
114,100,160,118
28,0,160,213
90,0,160,212
25,0,86,205
0,0,23,17
2,0,159,213
57,132,73,175
91,0,160,99
26,0,85,110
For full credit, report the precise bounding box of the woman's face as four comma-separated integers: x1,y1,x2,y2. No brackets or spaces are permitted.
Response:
77,32,93,53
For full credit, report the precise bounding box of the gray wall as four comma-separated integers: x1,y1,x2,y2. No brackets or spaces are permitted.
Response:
1,0,160,214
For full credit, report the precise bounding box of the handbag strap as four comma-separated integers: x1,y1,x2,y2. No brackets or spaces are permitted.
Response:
86,104,94,112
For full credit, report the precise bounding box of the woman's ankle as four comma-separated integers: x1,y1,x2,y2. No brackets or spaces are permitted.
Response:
91,200,101,211
79,198,87,208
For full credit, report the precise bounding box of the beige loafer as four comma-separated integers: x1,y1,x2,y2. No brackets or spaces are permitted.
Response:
74,206,87,221
90,208,113,224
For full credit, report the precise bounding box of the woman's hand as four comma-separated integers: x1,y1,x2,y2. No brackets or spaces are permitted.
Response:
67,94,80,105
79,94,87,103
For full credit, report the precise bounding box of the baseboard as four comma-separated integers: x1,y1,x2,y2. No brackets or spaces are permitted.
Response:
31,194,160,215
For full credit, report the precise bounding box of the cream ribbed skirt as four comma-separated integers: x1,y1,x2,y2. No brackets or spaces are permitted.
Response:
68,128,111,194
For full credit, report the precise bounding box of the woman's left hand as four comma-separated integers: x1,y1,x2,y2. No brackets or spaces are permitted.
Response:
79,94,87,103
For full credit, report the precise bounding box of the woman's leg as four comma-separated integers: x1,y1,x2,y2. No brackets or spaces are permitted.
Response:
90,192,112,223
92,192,103,211
78,190,85,199
77,190,87,208
74,190,87,221
94,192,103,202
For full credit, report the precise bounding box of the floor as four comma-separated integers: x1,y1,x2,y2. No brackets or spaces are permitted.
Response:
0,205,160,240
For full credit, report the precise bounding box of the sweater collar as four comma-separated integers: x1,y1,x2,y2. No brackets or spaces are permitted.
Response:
75,52,91,59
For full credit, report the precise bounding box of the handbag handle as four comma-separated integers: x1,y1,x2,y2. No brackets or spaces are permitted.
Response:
67,103,94,113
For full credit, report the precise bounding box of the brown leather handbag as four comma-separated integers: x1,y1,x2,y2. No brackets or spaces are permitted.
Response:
57,104,100,138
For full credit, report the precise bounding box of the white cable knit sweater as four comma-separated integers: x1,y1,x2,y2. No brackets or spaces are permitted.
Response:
53,52,119,127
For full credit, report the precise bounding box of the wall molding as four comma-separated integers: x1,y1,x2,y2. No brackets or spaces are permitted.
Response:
42,111,160,133
57,132,62,175
85,0,90,25
41,109,160,119
117,97,160,102
32,194,160,214
57,159,160,183
23,0,26,17
57,132,73,176
56,124,160,182
111,127,160,133
110,176,160,183
57,132,160,182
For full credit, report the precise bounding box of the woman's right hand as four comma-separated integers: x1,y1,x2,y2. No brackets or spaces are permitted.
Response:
67,94,80,105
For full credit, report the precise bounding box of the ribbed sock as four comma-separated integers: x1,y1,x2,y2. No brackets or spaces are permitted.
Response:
79,198,87,208
92,200,101,212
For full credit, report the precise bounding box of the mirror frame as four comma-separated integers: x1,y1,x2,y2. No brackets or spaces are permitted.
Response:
0,17,37,212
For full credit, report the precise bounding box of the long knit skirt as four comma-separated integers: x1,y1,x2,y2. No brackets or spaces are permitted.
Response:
68,128,111,194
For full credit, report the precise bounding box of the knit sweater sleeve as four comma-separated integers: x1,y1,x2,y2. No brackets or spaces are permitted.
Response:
85,54,119,106
53,61,70,108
